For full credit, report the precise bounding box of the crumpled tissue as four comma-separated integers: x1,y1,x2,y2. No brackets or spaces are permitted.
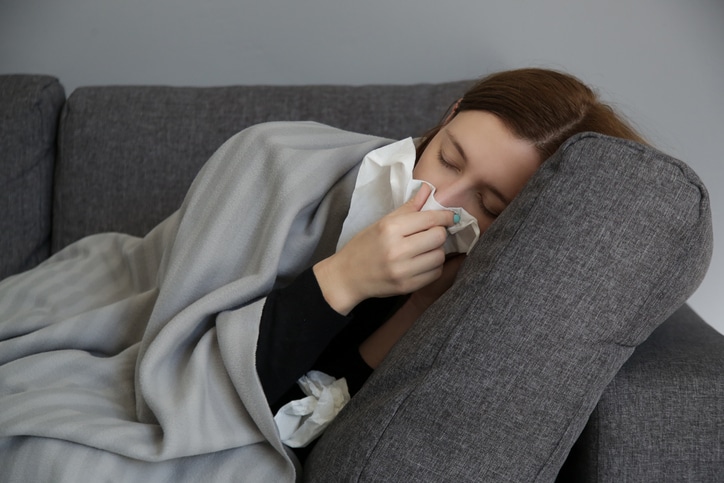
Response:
274,371,351,448
336,138,480,254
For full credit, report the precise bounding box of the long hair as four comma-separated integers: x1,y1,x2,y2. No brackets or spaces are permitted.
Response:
417,68,646,161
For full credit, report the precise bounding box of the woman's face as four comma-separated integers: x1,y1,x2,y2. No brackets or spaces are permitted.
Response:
414,110,541,232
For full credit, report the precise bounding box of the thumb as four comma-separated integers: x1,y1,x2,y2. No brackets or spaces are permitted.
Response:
398,183,431,214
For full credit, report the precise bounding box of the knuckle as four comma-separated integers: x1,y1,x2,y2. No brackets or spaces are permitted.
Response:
433,266,444,280
383,244,402,264
387,263,405,283
422,211,438,228
433,226,448,245
377,218,398,238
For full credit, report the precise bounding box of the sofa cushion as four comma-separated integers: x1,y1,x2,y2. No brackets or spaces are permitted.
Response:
0,75,65,280
304,133,713,481
53,81,471,252
558,304,724,482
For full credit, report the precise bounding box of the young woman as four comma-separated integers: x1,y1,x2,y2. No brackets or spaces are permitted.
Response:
256,68,647,415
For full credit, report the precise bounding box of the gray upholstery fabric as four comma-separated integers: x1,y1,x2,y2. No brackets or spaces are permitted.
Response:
305,133,713,481
53,81,471,252
559,304,724,482
0,75,65,280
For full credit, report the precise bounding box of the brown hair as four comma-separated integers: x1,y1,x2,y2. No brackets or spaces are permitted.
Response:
417,68,646,161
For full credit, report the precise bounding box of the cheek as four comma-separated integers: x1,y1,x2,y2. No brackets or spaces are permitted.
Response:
476,216,494,233
461,206,490,233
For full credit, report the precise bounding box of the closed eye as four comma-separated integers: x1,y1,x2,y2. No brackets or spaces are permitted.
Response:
478,193,500,218
439,147,501,219
437,151,458,171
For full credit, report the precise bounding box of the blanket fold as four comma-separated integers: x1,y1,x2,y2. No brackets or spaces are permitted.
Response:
0,122,391,482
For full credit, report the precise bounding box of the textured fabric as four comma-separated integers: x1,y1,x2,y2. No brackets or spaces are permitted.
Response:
305,133,713,482
0,122,390,482
0,75,65,280
53,81,471,252
559,304,724,482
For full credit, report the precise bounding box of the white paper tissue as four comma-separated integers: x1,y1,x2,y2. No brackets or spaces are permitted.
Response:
336,138,480,254
274,371,351,448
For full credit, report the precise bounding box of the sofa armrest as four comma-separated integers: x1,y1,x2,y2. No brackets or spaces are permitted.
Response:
558,304,724,482
0,75,65,281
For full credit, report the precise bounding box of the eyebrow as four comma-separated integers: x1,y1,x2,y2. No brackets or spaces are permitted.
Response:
446,131,511,205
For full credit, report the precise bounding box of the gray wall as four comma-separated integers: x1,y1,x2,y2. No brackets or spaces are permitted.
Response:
2,0,723,334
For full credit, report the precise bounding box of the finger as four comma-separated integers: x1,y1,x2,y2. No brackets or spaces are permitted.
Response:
396,183,432,214
405,244,466,283
402,225,449,256
410,248,448,276
389,246,446,284
404,263,446,292
397,210,457,237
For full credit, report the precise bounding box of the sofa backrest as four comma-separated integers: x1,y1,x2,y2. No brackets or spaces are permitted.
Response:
52,81,471,252
0,75,65,280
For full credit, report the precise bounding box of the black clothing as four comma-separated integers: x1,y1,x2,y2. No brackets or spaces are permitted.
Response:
256,267,402,410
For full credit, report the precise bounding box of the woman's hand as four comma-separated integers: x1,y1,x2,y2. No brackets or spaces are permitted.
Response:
313,183,456,315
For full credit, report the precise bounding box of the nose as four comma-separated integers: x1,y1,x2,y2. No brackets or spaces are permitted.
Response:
433,181,467,208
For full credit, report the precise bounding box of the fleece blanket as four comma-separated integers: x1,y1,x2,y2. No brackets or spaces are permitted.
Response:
0,122,390,482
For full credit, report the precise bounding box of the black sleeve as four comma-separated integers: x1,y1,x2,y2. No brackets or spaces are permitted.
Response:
257,265,405,410
309,294,404,395
312,340,374,397
256,267,353,407
267,333,376,414
266,289,404,463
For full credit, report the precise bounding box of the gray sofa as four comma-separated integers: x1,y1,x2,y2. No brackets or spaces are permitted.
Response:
1,74,722,481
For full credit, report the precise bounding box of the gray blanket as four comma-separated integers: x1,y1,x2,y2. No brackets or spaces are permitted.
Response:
0,122,390,482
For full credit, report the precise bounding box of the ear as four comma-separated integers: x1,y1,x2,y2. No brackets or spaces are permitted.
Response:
443,99,462,124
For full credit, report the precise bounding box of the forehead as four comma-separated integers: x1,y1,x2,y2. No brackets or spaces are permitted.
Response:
441,111,541,196
444,111,519,148
446,111,538,158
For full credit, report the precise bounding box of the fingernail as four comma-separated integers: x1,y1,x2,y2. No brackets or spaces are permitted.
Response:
453,213,461,224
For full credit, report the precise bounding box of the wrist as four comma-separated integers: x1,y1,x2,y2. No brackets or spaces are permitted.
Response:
313,256,361,316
